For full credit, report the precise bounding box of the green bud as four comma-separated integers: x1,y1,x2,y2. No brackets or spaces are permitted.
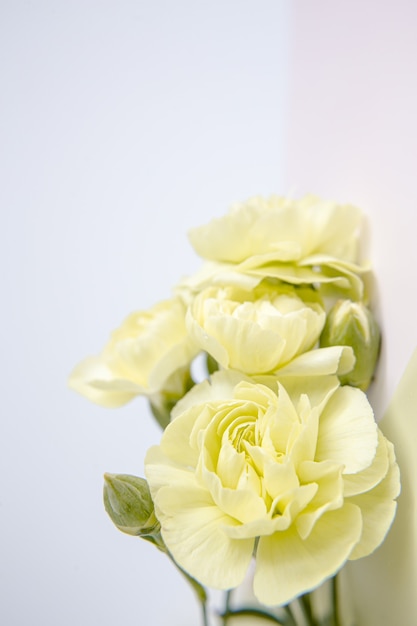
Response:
103,473,161,540
320,300,381,391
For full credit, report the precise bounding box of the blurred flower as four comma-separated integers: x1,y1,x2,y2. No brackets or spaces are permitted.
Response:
145,370,399,607
68,297,198,407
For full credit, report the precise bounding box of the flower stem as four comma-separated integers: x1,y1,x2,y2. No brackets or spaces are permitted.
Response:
166,553,208,625
282,604,298,626
221,590,233,625
219,607,286,624
201,598,209,626
331,575,340,626
300,593,318,626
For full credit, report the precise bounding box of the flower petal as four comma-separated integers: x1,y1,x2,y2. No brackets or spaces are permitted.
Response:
273,346,355,378
348,439,399,559
159,491,253,589
68,357,143,407
316,386,377,474
171,370,247,419
253,503,362,606
146,445,254,589
343,430,390,497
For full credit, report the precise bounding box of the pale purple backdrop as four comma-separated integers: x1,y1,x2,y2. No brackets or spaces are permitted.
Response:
284,3,417,624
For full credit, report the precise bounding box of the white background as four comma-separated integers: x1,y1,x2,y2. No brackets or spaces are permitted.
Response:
1,2,291,625
3,1,417,625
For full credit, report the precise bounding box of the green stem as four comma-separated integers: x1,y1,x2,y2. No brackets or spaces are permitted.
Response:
201,599,209,626
219,607,286,624
331,576,340,626
222,590,233,626
166,553,208,624
282,604,297,626
300,593,317,626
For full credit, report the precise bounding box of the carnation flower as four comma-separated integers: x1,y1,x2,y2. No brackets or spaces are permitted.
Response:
185,195,367,298
69,191,407,625
145,370,400,607
68,297,198,407
186,283,326,375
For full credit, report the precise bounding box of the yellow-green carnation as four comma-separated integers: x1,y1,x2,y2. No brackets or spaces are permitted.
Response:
185,195,367,298
68,297,198,407
145,371,399,606
187,283,326,375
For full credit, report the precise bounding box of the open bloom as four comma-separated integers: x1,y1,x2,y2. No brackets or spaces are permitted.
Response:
145,371,399,606
185,195,367,298
187,283,326,374
68,297,198,407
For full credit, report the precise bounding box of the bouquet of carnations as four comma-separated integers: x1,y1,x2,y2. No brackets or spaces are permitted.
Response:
69,195,404,626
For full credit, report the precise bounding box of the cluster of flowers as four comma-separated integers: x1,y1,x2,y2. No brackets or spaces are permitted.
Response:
70,195,400,623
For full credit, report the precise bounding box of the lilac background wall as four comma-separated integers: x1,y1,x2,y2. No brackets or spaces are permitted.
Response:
284,3,417,623
284,0,417,409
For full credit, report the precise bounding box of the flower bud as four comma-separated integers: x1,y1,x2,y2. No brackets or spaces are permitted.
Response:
103,473,161,540
320,300,381,391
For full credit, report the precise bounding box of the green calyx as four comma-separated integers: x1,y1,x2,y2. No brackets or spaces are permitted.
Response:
103,473,161,541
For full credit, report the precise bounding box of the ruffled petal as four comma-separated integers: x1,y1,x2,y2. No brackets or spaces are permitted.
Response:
316,386,377,474
348,439,399,560
146,445,254,589
254,503,362,606
273,346,355,378
68,357,143,407
343,430,390,497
